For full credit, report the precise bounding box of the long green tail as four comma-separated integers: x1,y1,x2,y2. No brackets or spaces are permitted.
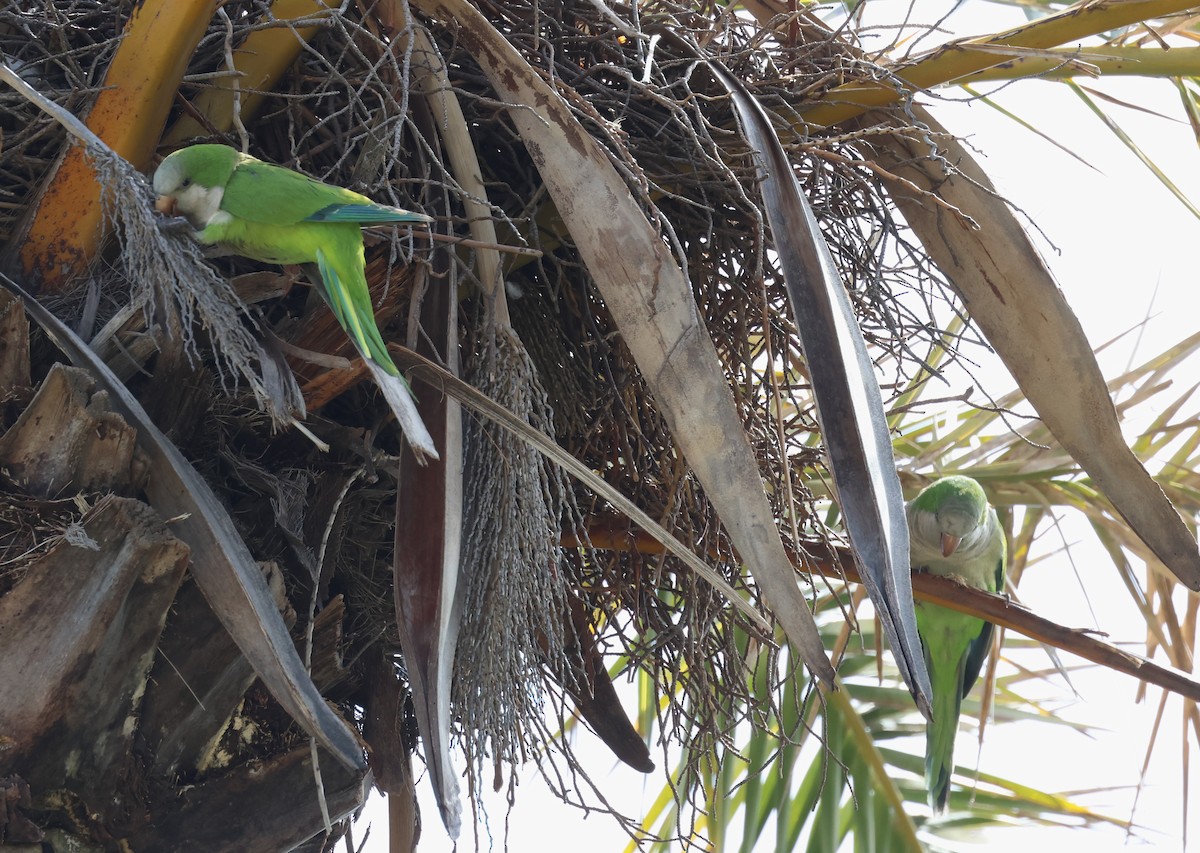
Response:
926,657,966,812
312,244,435,459
314,244,402,378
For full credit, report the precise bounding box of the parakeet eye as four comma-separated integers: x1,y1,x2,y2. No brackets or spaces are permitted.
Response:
181,178,192,188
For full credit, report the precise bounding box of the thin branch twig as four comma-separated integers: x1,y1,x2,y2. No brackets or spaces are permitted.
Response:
569,523,1200,703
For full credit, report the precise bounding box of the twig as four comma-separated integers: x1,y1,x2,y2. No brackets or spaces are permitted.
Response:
217,7,250,153
274,338,356,370
567,522,1200,703
0,61,108,151
305,469,364,837
365,227,543,258
809,146,978,227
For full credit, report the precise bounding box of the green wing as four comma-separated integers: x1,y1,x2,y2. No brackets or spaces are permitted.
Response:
222,159,429,227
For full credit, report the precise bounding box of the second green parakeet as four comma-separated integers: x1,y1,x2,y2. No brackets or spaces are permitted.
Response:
907,475,1006,812
153,143,436,459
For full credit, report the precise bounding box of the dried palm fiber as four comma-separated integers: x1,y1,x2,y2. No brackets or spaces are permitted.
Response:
0,61,304,430
376,15,585,795
0,495,87,594
454,326,572,764
395,19,574,781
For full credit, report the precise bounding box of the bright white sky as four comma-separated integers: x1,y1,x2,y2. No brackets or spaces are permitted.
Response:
355,2,1200,851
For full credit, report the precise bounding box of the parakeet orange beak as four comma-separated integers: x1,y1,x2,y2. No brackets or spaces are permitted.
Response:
940,533,961,558
154,195,178,216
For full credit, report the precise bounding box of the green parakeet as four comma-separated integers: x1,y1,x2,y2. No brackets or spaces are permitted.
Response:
907,475,1006,812
152,143,436,460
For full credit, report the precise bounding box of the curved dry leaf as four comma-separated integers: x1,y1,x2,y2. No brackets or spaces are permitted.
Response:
393,265,464,838
395,15,509,322
711,63,932,719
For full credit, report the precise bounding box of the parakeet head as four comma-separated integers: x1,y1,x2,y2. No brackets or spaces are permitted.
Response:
909,475,990,558
153,144,241,228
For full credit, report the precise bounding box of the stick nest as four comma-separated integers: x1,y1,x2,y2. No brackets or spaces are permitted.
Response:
0,0,978,845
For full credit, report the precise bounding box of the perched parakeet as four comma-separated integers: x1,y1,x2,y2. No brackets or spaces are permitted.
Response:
152,143,436,459
906,475,1006,812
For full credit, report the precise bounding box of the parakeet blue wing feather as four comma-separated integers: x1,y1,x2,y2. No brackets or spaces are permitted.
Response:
306,203,431,224
959,554,1005,697
960,620,995,700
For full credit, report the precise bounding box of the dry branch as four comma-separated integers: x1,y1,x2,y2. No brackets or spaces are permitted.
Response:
574,523,1200,702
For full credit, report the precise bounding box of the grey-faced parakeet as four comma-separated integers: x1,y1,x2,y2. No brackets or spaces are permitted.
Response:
906,475,1006,812
152,143,436,459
